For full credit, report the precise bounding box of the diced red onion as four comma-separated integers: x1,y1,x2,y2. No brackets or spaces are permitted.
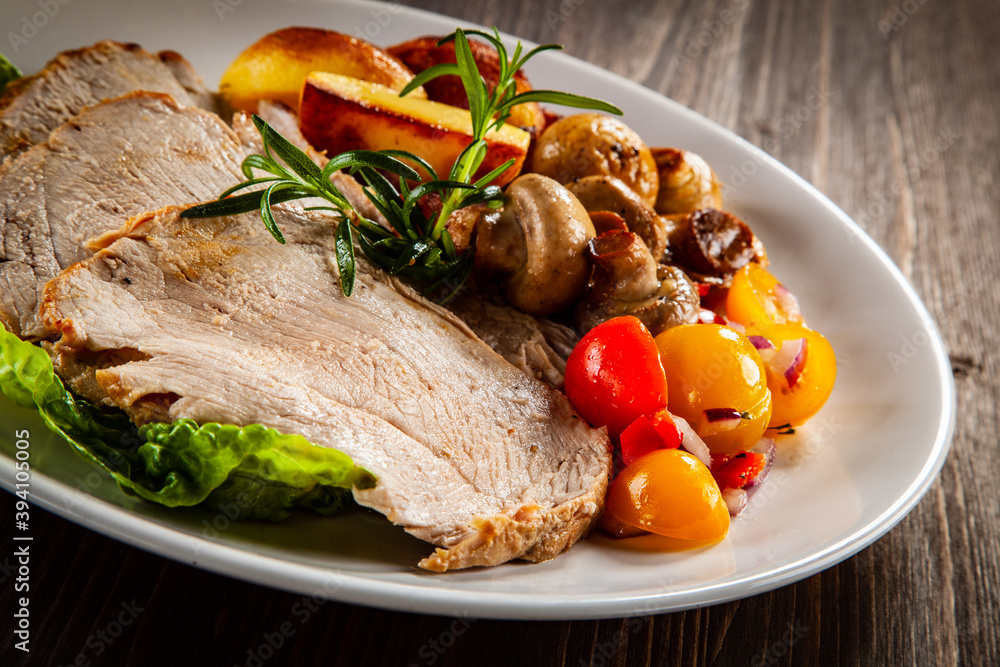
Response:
722,488,748,516
745,438,776,488
705,408,741,422
774,283,802,321
747,335,777,362
767,337,808,388
725,319,746,334
672,415,712,468
700,408,743,436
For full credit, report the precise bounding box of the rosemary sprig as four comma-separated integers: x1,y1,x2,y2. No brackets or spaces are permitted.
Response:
182,115,482,297
398,28,623,240
183,27,623,300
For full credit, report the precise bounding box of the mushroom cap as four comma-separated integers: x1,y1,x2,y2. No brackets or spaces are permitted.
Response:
566,174,667,258
651,148,723,215
530,113,659,207
575,231,700,337
486,173,596,316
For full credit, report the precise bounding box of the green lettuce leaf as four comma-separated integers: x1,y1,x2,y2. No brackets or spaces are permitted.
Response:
0,326,374,520
0,53,21,93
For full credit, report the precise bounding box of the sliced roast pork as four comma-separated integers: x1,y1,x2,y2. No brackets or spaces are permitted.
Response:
0,84,566,391
156,49,224,117
41,205,612,570
0,92,249,338
446,291,579,388
0,41,217,163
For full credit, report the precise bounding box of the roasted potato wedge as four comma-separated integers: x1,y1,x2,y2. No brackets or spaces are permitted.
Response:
388,36,546,137
300,72,530,187
220,27,425,112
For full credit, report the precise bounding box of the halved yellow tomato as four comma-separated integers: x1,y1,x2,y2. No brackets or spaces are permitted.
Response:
604,449,729,541
749,323,837,427
726,263,804,330
654,324,772,455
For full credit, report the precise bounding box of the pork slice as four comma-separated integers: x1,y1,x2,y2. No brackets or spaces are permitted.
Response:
0,40,216,163
157,50,227,118
40,205,611,571
0,92,248,338
445,290,579,388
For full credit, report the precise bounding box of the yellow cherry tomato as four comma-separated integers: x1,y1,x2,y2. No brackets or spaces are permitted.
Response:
726,264,805,330
750,323,837,427
604,449,730,541
654,324,772,456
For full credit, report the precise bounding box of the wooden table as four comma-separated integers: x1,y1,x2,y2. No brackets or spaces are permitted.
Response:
2,0,997,664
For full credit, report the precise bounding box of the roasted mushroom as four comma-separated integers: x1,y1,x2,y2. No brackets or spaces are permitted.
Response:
651,148,723,215
662,208,767,285
566,174,667,258
530,113,659,207
474,173,596,316
575,230,700,337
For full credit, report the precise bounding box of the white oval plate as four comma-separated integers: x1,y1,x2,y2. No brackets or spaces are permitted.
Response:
0,0,954,620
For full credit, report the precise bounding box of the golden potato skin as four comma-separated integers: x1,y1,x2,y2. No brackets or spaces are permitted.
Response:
530,113,659,207
220,27,424,113
388,36,546,137
299,73,529,188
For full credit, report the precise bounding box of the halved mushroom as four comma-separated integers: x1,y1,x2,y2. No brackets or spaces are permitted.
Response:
566,174,667,258
662,208,767,285
587,210,629,235
530,113,659,207
575,230,700,337
474,173,596,316
652,148,723,215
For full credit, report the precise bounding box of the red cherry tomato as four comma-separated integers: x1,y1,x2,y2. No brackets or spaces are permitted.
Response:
711,451,766,490
620,409,682,466
564,316,668,437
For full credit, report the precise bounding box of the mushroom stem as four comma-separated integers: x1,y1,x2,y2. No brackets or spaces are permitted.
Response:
575,230,700,337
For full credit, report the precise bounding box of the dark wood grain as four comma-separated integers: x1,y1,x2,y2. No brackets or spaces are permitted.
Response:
3,0,998,665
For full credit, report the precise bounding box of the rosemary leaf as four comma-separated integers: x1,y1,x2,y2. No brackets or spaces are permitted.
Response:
510,44,562,71
376,149,439,181
260,182,288,244
218,177,281,200
181,187,308,219
252,114,323,183
457,185,504,208
453,30,487,138
472,160,517,189
242,154,285,179
390,239,433,275
399,63,460,98
334,216,356,296
506,90,622,114
340,149,422,182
